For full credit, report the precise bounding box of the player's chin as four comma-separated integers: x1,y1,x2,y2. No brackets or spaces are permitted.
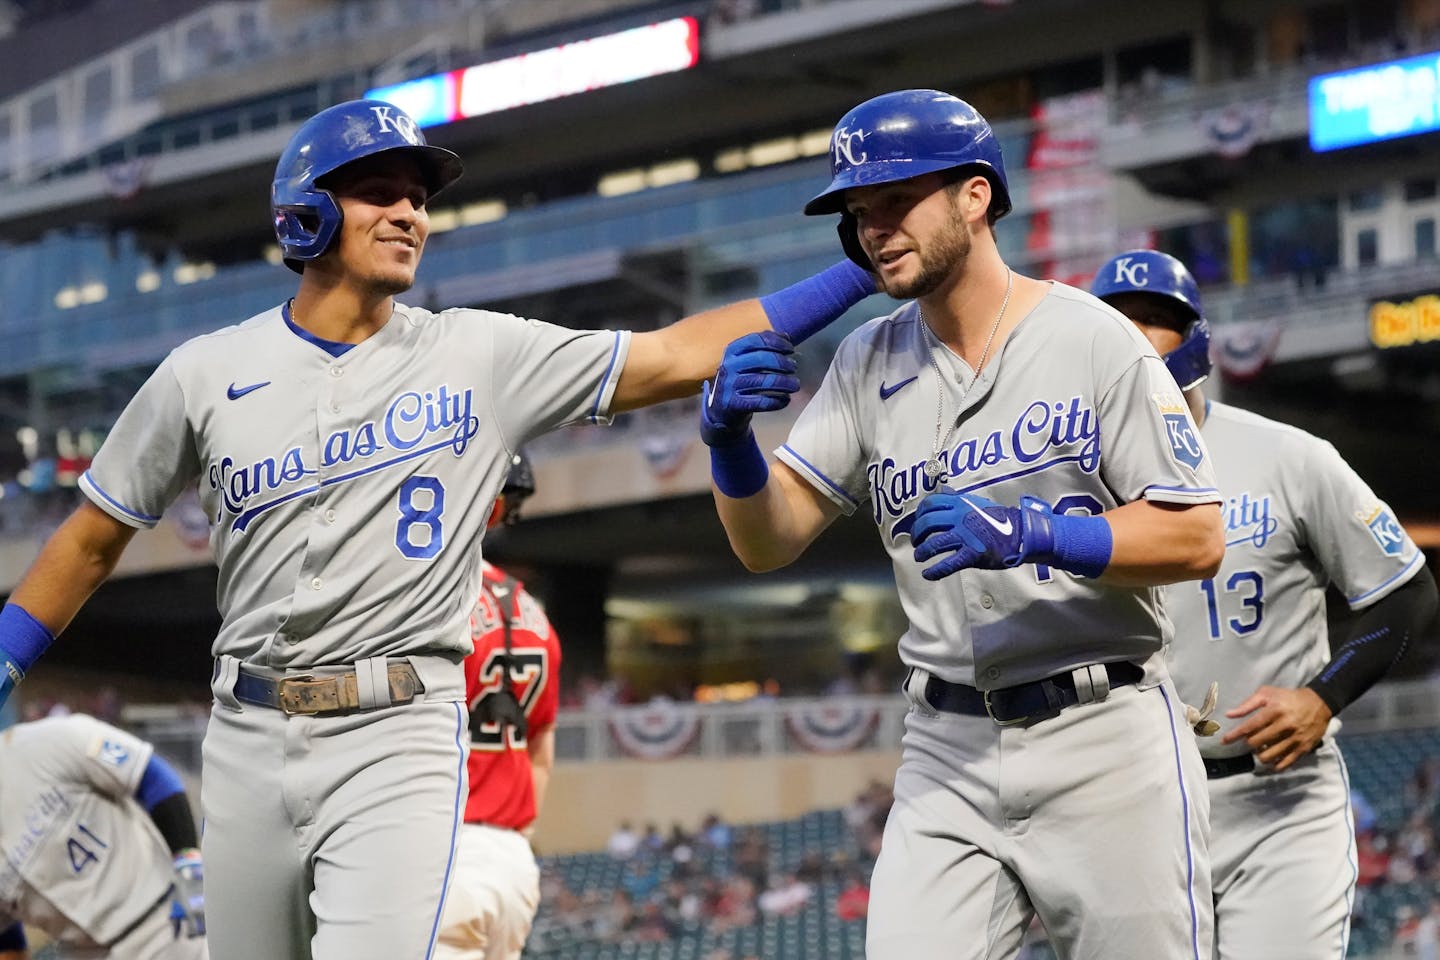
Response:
883,274,924,300
368,267,417,296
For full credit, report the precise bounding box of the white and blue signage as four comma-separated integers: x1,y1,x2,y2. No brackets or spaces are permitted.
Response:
1310,53,1440,152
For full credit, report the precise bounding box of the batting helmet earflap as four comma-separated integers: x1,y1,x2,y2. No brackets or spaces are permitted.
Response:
1090,249,1213,390
271,99,464,273
804,89,1012,220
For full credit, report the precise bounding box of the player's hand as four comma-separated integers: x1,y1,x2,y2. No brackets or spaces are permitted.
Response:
700,331,798,447
1222,685,1333,771
911,493,1055,580
169,849,206,938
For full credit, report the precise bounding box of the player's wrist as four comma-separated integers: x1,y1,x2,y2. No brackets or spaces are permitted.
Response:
699,394,752,448
1028,510,1112,579
708,430,769,499
0,602,55,679
1303,680,1345,718
760,260,876,345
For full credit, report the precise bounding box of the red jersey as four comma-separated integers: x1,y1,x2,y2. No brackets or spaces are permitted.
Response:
462,562,562,830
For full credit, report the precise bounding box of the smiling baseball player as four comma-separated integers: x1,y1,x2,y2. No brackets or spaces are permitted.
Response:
701,89,1225,960
1093,249,1439,959
0,99,876,960
0,713,207,960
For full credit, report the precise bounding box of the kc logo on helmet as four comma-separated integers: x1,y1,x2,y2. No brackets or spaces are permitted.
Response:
833,126,868,166
1111,256,1150,287
370,105,420,144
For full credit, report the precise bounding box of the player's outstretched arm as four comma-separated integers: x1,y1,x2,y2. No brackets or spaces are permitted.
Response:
612,260,875,412
911,493,1222,586
699,331,841,570
0,501,137,705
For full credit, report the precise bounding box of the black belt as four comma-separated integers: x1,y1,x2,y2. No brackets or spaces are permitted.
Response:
231,662,424,716
915,661,1145,726
1203,754,1256,780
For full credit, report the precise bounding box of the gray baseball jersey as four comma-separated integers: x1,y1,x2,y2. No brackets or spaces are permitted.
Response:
1165,400,1425,757
795,284,1222,960
777,284,1221,687
1162,402,1408,959
79,302,629,668
0,715,171,948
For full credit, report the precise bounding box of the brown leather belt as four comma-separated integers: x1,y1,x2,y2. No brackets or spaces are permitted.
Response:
233,663,425,716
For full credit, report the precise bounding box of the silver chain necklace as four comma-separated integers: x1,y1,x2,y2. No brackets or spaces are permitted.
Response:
922,267,1013,480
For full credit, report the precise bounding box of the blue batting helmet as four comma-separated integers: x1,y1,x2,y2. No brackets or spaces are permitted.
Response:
272,99,463,273
1090,249,1212,390
803,89,1012,219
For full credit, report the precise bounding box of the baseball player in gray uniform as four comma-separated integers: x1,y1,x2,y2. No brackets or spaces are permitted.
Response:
0,99,876,960
0,713,206,960
701,89,1227,960
1092,249,1439,959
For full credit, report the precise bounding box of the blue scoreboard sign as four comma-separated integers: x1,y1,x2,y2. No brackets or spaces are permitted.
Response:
1309,52,1440,152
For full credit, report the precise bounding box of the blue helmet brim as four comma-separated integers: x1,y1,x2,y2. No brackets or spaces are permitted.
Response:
804,158,966,215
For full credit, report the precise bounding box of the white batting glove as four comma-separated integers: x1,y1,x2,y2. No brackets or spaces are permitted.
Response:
170,848,206,938
1184,681,1221,736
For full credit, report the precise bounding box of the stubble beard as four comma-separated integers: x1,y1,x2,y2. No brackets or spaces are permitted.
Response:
361,258,418,298
882,211,971,301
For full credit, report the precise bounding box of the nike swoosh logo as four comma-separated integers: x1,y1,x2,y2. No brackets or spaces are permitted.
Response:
963,496,1014,536
879,376,918,400
227,381,271,401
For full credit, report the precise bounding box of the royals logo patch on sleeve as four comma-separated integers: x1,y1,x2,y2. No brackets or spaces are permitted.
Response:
90,738,130,768
1357,504,1406,557
1152,394,1204,469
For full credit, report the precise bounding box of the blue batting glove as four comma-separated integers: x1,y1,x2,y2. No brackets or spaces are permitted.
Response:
911,493,1057,581
700,331,799,447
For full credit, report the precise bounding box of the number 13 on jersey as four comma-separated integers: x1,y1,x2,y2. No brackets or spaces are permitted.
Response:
1199,570,1265,639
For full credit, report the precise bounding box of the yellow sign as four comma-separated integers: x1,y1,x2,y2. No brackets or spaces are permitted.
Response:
1369,294,1440,348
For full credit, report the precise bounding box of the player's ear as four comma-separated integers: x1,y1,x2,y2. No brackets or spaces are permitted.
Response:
485,499,505,530
957,174,992,226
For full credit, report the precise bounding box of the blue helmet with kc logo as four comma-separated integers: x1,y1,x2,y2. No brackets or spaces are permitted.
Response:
803,89,1012,219
271,99,464,273
1091,249,1213,390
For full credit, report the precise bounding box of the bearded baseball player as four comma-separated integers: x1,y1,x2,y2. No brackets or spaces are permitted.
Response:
435,451,560,960
1092,249,1439,959
0,99,877,960
701,89,1226,959
0,713,206,960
